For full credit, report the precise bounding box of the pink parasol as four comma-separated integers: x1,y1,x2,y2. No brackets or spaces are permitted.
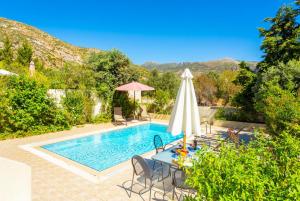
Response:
116,81,154,119
116,81,154,91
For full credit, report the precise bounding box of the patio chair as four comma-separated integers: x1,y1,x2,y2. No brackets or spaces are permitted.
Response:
153,135,174,179
153,135,165,154
153,135,165,169
129,155,166,201
172,169,195,200
114,107,127,126
139,105,151,122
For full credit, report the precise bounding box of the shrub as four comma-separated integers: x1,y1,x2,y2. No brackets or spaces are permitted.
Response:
215,107,264,123
256,85,300,137
63,91,86,125
92,113,112,123
0,76,69,138
113,92,138,118
185,132,300,201
148,89,170,114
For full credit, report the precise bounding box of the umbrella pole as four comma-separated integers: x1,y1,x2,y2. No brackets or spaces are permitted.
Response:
183,132,187,151
133,90,136,120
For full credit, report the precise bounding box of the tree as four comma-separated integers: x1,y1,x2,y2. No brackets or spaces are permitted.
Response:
232,61,257,112
17,41,33,66
87,49,135,114
0,37,14,64
258,5,300,70
146,69,180,113
254,60,300,135
217,70,241,105
194,73,218,105
88,49,132,86
146,69,180,98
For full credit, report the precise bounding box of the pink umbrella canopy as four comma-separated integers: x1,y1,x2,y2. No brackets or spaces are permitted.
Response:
116,81,154,120
116,81,154,91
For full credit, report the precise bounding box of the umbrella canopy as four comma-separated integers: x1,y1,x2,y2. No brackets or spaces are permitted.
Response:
168,68,201,138
116,81,154,91
0,69,17,76
116,81,154,120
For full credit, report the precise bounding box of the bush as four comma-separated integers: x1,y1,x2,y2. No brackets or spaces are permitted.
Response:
0,76,69,138
185,132,300,201
113,92,138,118
148,89,170,114
63,91,86,125
255,84,300,137
215,107,264,123
92,113,111,123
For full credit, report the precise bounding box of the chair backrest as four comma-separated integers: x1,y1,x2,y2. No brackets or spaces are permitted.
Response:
131,155,152,178
114,107,123,119
227,127,245,145
207,109,217,123
153,135,164,153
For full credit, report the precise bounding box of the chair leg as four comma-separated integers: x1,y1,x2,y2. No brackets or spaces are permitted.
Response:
149,180,152,201
172,187,175,200
129,172,135,197
160,167,166,195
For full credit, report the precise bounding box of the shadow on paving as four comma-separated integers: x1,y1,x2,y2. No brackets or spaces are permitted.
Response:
118,158,174,201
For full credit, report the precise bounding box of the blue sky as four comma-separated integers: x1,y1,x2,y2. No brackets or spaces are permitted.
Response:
0,0,295,64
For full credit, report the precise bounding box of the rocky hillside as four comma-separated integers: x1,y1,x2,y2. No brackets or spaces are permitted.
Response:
0,17,100,67
143,58,257,73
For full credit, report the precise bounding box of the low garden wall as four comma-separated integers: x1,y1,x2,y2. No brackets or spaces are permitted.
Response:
0,157,31,201
213,120,266,129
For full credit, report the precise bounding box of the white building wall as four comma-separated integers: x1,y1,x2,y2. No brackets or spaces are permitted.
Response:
47,89,102,117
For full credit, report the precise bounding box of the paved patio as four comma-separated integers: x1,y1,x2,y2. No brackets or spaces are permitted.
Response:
0,120,231,201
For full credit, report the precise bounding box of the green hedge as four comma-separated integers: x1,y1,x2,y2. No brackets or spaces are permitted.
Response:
0,76,69,139
185,132,300,200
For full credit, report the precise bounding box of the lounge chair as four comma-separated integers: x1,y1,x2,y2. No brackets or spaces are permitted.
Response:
195,127,246,151
213,127,246,151
139,105,151,121
114,107,127,126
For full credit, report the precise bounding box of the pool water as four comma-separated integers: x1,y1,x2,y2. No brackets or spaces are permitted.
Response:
42,123,183,171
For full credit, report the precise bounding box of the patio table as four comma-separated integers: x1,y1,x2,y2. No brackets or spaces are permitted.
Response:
151,144,200,167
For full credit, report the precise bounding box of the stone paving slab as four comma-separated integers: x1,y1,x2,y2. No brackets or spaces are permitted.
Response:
0,121,229,201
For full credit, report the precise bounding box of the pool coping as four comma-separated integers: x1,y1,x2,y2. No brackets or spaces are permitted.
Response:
19,121,175,184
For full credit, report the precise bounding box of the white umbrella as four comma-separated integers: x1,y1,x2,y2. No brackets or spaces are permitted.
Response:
168,68,201,149
0,69,17,76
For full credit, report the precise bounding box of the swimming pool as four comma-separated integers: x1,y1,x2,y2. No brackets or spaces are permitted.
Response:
42,123,183,171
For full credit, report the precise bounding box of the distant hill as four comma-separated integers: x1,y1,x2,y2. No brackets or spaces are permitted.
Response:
0,17,100,67
142,58,257,73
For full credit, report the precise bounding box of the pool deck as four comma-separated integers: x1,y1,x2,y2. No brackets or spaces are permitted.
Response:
0,120,230,201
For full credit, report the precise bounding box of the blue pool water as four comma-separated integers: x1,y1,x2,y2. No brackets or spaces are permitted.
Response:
42,123,183,171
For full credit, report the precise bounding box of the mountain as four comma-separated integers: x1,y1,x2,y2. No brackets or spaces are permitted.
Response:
0,17,100,67
142,58,257,73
